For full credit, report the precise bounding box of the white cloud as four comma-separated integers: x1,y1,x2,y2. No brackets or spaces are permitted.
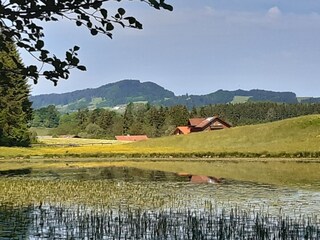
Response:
267,6,282,19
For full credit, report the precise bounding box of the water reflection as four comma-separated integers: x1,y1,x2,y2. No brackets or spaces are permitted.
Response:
1,203,319,239
0,168,32,177
0,166,320,239
35,166,188,182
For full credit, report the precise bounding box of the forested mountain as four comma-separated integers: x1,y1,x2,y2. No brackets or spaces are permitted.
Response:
30,80,175,109
30,79,307,111
159,89,298,108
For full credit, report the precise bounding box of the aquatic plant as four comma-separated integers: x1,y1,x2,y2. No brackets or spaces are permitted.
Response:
1,203,319,239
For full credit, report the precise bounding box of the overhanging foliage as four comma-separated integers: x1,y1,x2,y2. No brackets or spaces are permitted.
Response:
0,0,172,84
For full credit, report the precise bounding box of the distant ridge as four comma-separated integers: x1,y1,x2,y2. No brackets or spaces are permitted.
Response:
30,80,175,109
29,79,318,111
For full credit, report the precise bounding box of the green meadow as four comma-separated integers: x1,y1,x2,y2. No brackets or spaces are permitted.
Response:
132,114,320,155
1,114,320,159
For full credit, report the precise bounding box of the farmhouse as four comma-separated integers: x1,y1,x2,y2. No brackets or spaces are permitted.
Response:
174,116,231,135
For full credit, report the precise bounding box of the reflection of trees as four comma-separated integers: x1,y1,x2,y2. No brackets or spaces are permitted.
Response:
149,170,167,181
100,168,115,180
2,204,318,239
0,205,32,238
99,167,177,182
0,168,32,177
41,166,186,182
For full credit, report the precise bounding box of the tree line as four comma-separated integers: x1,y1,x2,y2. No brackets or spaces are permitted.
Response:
31,102,320,139
31,103,189,138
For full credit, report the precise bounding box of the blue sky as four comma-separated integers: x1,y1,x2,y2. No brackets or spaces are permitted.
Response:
25,1,320,97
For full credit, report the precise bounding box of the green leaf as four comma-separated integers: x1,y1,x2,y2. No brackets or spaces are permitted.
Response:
148,0,160,9
161,3,173,11
73,46,80,51
106,23,114,31
35,40,44,49
71,57,80,65
135,21,143,29
77,65,87,71
92,1,102,9
28,65,38,74
100,9,108,18
124,17,136,25
118,8,126,16
107,32,113,39
90,29,98,35
66,52,72,61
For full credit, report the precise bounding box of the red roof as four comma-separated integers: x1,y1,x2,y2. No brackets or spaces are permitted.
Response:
115,135,148,141
188,118,205,126
193,116,232,130
195,117,215,128
175,126,191,134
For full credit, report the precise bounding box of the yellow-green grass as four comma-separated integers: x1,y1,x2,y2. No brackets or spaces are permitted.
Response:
38,137,121,145
29,127,54,136
1,115,320,158
131,114,320,154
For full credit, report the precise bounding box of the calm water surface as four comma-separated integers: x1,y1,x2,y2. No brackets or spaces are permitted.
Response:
0,165,320,239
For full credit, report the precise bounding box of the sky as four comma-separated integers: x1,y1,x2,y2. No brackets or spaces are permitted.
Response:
24,0,320,97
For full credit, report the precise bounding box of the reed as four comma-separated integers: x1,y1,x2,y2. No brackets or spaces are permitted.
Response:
0,165,320,239
1,203,319,239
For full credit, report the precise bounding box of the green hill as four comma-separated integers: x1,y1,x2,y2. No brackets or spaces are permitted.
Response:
30,80,303,111
159,89,298,108
130,115,320,154
30,80,175,109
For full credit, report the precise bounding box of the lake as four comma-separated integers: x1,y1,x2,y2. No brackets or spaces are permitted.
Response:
0,160,320,239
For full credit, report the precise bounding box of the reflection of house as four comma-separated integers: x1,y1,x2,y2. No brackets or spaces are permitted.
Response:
174,116,231,135
115,135,149,141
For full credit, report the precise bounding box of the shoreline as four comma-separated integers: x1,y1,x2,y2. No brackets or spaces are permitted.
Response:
1,151,320,160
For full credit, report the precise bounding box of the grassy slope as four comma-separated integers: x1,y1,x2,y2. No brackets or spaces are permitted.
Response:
131,114,320,154
1,115,319,158
231,96,251,104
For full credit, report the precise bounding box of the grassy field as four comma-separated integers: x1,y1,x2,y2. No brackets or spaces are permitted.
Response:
132,114,320,155
37,137,120,145
29,127,54,136
231,96,251,104
0,115,319,158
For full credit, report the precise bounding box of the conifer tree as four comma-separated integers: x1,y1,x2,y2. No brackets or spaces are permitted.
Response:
123,102,134,135
0,39,32,146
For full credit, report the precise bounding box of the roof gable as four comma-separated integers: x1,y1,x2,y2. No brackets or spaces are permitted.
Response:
194,116,232,130
188,118,205,126
175,126,191,134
